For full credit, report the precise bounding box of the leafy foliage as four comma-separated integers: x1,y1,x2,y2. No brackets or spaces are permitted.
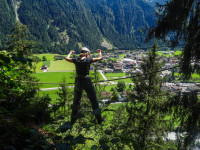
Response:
123,42,174,149
0,22,52,149
167,91,200,149
111,88,119,102
56,77,73,116
42,56,47,61
147,0,200,79
117,80,126,92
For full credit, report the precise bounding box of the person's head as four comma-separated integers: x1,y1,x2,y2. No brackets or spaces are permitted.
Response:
79,47,90,58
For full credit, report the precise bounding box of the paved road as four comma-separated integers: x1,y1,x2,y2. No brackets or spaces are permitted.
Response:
40,82,134,91
98,70,107,80
40,86,74,91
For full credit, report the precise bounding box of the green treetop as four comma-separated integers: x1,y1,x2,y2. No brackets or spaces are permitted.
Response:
125,42,172,149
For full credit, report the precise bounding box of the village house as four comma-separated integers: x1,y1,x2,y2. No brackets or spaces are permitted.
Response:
122,58,136,63
169,57,177,64
136,55,143,61
125,53,133,58
40,65,48,71
125,61,137,69
94,63,104,69
113,63,124,72
114,66,123,72
136,61,143,68
138,50,146,54
114,55,120,59
161,82,200,94
187,86,200,93
101,91,112,99
103,68,113,73
117,50,124,54
116,60,122,63
54,55,64,60
163,63,171,69
103,55,110,59
161,70,171,78
171,86,181,92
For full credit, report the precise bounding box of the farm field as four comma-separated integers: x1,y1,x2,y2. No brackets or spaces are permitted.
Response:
157,50,182,58
48,60,75,72
174,73,200,82
32,72,75,88
33,71,104,88
119,54,125,59
34,53,75,72
104,73,126,77
174,51,182,56
104,73,133,83
39,90,60,104
35,60,75,72
38,84,131,104
33,54,134,90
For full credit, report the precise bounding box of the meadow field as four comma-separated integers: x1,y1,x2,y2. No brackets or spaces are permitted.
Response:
35,54,60,60
32,72,75,88
38,83,131,104
104,72,133,83
34,53,75,72
157,50,182,58
174,72,200,82
33,71,105,88
35,60,75,72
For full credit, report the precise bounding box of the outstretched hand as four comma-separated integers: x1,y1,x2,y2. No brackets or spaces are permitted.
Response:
70,50,74,54
97,49,101,53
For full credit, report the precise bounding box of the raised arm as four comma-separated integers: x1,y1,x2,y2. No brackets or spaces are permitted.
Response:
93,49,102,62
65,50,74,63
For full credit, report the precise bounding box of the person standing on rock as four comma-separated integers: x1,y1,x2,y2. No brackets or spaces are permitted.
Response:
65,47,104,125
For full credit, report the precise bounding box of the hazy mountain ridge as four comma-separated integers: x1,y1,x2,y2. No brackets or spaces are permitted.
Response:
145,0,168,6
0,0,157,53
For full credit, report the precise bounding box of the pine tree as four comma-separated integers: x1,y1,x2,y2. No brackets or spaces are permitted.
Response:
117,80,126,92
56,77,72,116
124,42,173,149
167,90,200,149
146,1,200,148
147,0,200,79
42,56,47,61
111,88,119,102
0,22,52,149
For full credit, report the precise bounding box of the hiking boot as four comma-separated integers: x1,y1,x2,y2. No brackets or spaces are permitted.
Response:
70,113,85,125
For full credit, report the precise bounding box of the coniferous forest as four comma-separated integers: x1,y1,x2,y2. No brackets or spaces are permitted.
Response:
0,0,200,150
0,0,156,53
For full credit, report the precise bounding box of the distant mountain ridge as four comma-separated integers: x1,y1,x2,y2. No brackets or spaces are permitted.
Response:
0,0,156,53
145,0,168,6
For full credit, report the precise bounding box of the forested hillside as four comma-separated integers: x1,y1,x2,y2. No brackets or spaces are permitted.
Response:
0,0,156,53
145,0,168,6
0,0,16,40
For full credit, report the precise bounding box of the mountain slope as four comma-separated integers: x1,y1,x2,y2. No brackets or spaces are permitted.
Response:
145,0,168,6
0,0,156,53
0,0,16,40
88,0,155,49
